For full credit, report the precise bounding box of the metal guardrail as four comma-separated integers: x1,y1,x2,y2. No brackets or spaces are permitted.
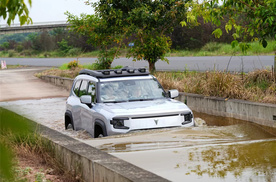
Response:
0,21,70,34
0,21,68,28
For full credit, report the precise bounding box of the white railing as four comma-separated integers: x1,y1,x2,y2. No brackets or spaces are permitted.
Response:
0,21,68,28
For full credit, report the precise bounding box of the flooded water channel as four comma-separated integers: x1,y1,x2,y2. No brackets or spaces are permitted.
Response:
100,111,276,182
0,98,275,181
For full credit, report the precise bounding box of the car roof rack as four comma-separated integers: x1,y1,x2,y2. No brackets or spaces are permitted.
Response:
79,66,150,78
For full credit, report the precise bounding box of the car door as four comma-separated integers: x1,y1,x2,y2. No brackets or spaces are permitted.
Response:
71,79,82,130
80,81,97,137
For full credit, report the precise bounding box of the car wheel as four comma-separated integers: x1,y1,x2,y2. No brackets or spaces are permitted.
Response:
65,115,74,130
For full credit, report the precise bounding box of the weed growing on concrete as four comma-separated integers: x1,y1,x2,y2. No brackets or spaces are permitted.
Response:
0,107,80,182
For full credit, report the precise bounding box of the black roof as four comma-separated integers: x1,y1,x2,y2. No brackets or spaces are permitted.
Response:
79,66,150,78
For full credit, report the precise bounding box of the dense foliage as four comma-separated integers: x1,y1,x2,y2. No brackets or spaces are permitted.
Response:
0,29,95,57
184,0,276,50
67,0,191,72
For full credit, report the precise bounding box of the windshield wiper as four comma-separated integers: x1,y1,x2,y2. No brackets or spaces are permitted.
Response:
128,98,154,102
103,100,126,103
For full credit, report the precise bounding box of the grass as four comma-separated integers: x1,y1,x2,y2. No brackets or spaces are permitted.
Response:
155,69,276,104
0,107,78,182
167,40,275,57
0,40,275,58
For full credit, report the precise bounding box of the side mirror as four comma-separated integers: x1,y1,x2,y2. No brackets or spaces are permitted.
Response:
168,89,179,99
80,95,92,106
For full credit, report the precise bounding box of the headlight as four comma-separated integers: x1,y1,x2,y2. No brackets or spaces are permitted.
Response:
181,112,193,125
110,117,129,129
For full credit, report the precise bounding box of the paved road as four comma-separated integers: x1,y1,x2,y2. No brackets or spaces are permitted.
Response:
2,55,274,72
0,68,69,101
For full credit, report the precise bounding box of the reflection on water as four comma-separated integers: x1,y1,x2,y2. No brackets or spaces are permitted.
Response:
193,111,276,136
101,112,276,181
183,140,276,182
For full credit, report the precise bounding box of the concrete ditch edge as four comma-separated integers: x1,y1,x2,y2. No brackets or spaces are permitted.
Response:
36,123,168,182
177,93,276,129
40,75,276,129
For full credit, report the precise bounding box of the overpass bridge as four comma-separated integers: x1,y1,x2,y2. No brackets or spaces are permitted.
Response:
0,21,70,34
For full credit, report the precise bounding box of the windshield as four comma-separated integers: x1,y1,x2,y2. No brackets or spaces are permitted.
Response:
99,78,167,103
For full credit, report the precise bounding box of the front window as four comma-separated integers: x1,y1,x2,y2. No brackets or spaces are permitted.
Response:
73,80,82,96
79,80,88,97
99,79,166,103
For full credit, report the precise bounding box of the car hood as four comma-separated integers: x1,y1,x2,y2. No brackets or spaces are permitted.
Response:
97,99,191,117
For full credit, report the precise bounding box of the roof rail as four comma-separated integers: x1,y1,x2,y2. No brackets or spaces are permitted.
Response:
79,66,149,78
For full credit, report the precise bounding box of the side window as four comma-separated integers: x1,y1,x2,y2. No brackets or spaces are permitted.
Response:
73,80,82,96
88,82,96,103
79,80,88,97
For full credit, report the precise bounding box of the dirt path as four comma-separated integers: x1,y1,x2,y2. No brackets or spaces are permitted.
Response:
0,68,69,102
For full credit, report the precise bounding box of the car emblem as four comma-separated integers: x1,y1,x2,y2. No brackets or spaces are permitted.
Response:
154,119,158,125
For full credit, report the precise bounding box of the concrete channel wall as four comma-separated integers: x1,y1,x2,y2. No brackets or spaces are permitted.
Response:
177,93,276,129
40,75,276,129
37,122,168,182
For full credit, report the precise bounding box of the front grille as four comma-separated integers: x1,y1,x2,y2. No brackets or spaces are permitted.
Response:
131,114,179,120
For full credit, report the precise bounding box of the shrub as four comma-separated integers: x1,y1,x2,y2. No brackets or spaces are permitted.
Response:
16,45,24,52
58,39,72,55
67,60,79,69
8,50,16,57
67,48,82,56
201,42,222,52
20,50,32,57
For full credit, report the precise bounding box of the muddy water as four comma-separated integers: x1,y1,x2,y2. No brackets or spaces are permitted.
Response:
104,112,276,182
1,98,275,181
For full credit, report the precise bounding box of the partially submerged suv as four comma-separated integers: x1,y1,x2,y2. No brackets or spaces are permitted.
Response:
65,67,194,138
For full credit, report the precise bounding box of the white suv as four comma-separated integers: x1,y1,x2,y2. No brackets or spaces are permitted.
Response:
65,67,194,138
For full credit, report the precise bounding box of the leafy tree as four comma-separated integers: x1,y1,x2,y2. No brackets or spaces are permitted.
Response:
66,11,127,69
184,0,276,77
0,0,32,25
58,39,73,54
67,0,189,72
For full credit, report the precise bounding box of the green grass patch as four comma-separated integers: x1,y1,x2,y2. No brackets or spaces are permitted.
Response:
1,40,275,58
168,40,275,57
0,107,35,180
0,107,77,182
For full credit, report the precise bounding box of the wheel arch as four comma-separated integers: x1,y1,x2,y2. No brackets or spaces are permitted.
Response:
94,119,107,137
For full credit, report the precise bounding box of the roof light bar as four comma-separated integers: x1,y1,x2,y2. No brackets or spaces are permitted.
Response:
138,68,146,73
127,69,135,73
79,67,149,78
114,70,122,74
102,71,110,75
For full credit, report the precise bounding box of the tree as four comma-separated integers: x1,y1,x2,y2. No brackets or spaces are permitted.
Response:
184,0,276,77
66,12,125,69
0,0,32,25
67,0,189,72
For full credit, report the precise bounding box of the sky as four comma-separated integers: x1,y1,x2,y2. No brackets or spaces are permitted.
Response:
0,0,97,25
